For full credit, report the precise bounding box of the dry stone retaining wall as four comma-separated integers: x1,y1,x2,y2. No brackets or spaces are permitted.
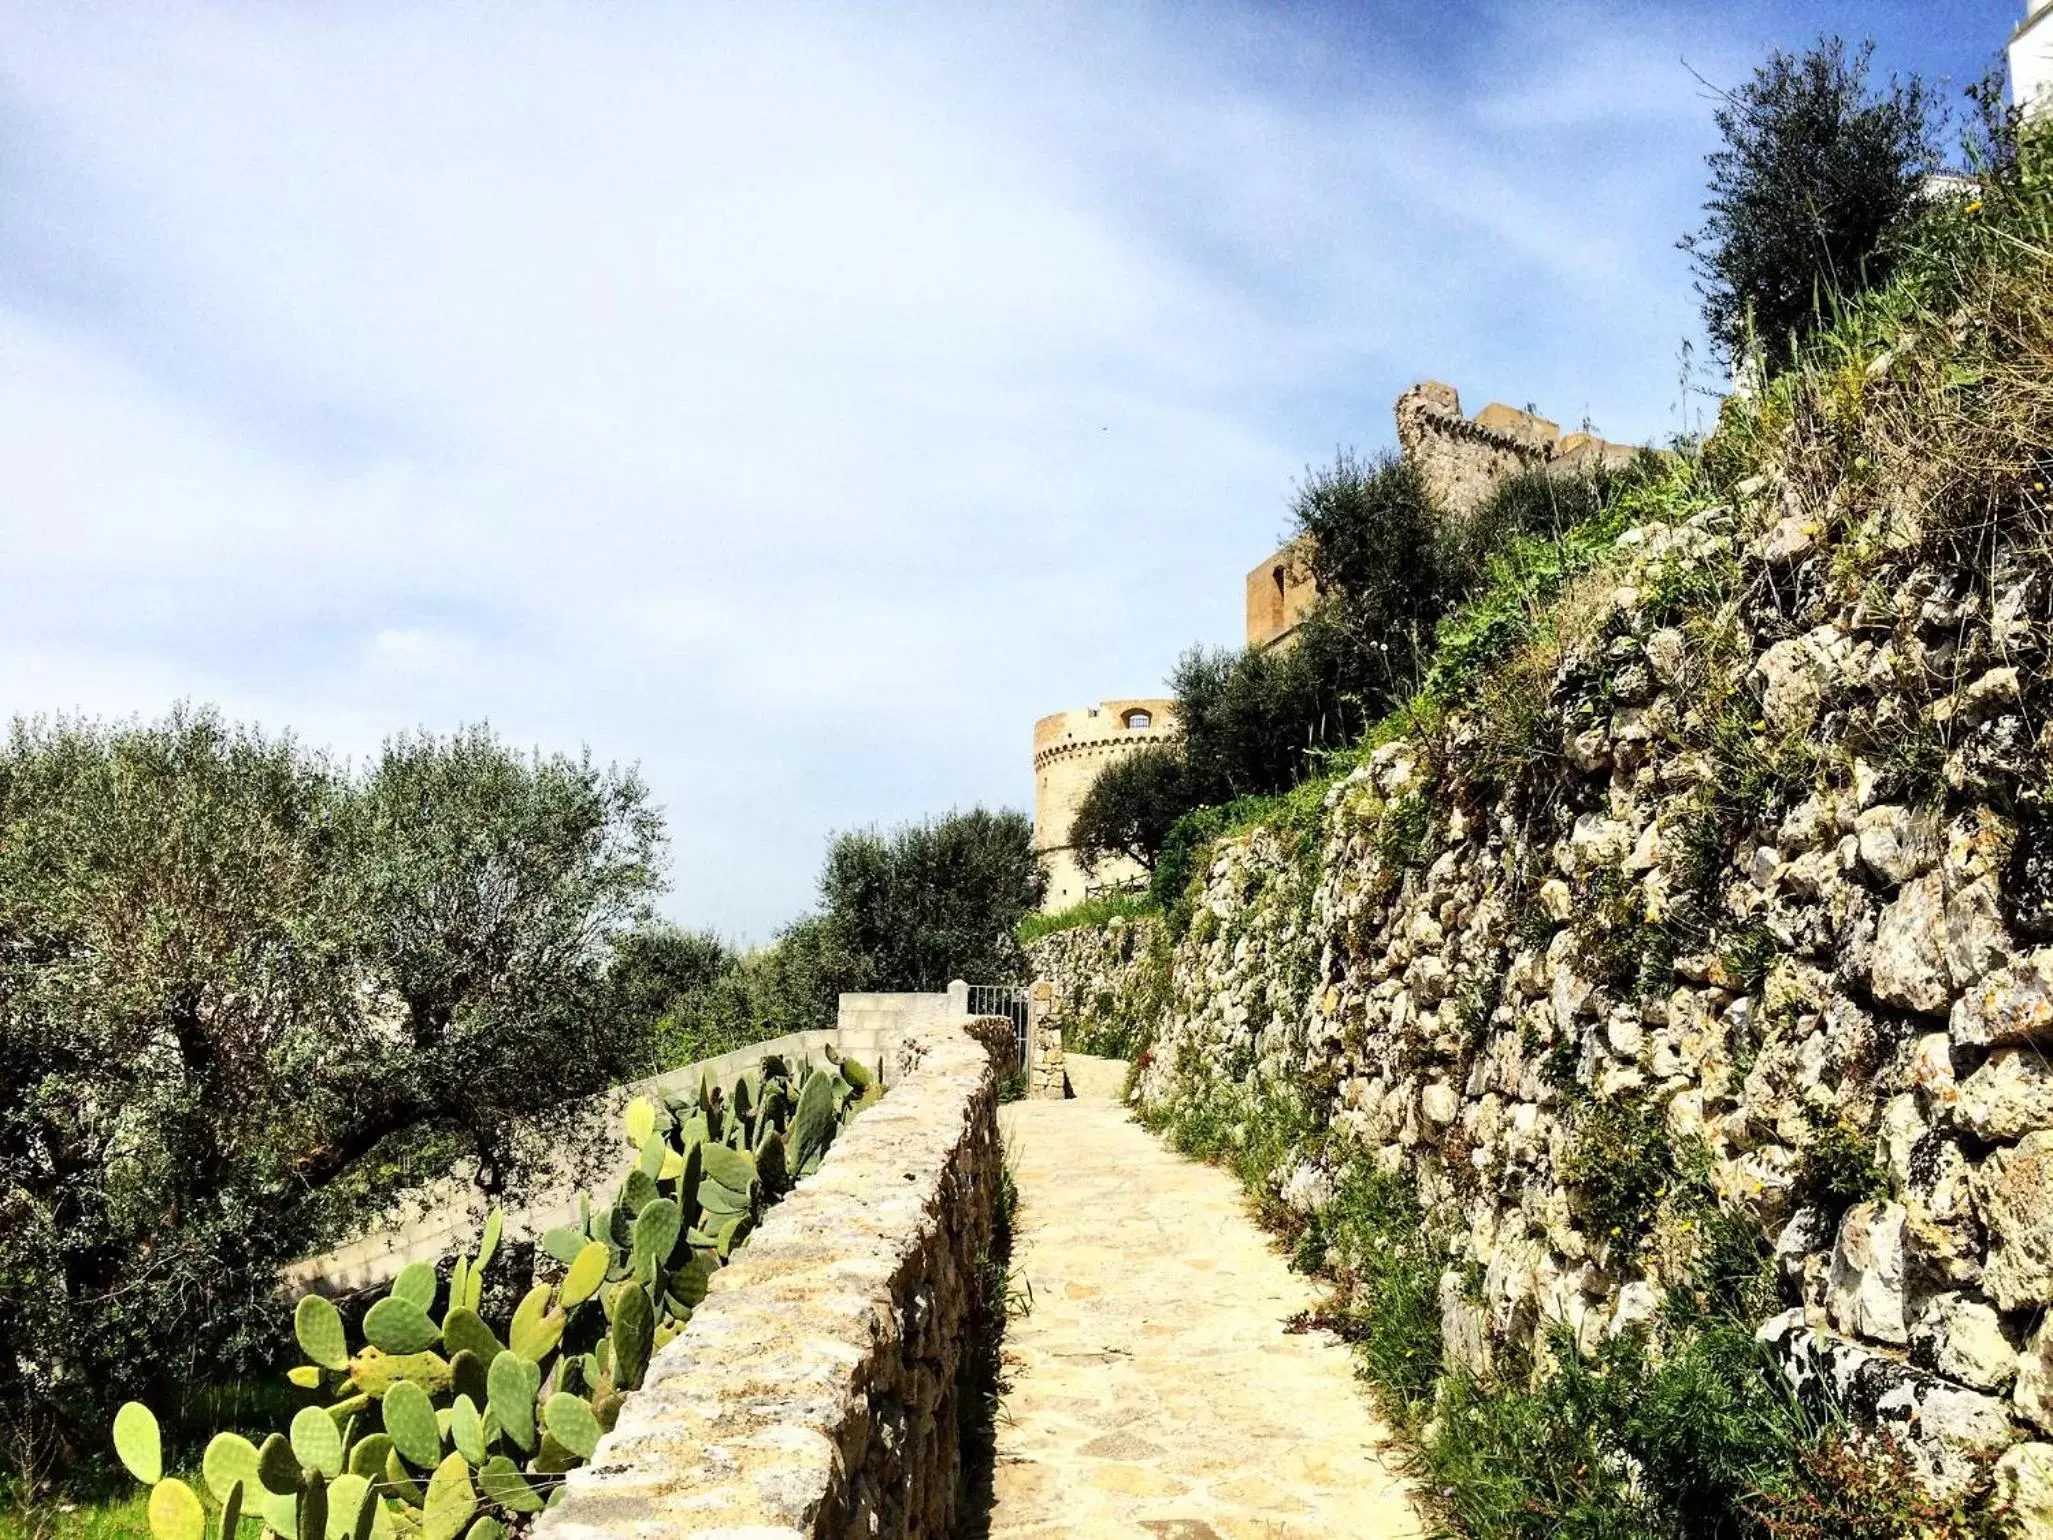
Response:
1028,494,2053,1519
536,1015,1009,1539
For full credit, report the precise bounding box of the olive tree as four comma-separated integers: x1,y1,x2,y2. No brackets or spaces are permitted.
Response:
0,709,665,1463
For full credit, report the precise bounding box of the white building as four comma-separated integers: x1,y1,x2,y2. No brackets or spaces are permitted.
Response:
2013,0,2053,119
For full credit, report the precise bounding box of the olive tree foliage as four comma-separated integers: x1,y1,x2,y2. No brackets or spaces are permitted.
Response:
817,808,1043,993
0,709,664,1463
601,919,853,1069
1154,452,1450,816
1069,744,1192,876
1680,37,1940,370
335,726,667,1190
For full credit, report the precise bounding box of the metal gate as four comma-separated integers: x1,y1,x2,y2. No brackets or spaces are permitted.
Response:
966,983,1030,1076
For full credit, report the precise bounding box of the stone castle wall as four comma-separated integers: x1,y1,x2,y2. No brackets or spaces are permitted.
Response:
536,1016,1010,1540
1395,379,1640,516
1033,699,1177,912
1029,494,2053,1512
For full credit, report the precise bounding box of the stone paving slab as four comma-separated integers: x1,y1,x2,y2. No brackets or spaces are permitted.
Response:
991,1055,1424,1539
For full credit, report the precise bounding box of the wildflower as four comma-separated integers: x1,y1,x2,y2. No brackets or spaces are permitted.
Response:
1967,198,1984,214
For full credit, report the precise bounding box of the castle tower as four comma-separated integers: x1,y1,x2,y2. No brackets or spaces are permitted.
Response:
1032,699,1178,912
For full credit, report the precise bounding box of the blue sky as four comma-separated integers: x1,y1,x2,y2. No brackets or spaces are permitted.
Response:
0,0,2009,938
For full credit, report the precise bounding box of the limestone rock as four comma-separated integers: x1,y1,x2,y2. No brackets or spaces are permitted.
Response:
1975,1131,2053,1311
1759,1310,2013,1499
1855,804,1939,888
1910,1293,2018,1392
1876,1093,1926,1192
1645,627,1686,684
1280,1161,1336,1217
1827,1201,1909,1345
1749,515,1817,565
1957,1047,2053,1141
1944,876,2013,993
1994,1443,2053,1539
1420,1082,1460,1126
1917,1385,2017,1497
1904,1136,1984,1289
2020,1314,2053,1434
1757,641,1824,734
1870,873,1953,1015
1953,949,2053,1047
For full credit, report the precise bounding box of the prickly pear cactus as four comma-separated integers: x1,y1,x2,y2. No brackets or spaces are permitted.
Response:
114,1050,875,1537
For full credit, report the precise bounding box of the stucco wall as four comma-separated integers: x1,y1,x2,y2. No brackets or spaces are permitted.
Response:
534,1015,1009,1539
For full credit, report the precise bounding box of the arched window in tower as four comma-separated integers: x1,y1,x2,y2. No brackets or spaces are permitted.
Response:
1123,709,1152,730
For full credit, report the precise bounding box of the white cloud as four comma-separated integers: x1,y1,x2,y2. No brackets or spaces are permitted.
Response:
0,0,1731,937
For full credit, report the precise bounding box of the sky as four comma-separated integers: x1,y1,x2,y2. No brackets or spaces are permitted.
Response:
0,0,2011,939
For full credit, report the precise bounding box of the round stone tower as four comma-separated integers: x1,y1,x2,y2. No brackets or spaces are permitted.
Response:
1032,698,1178,913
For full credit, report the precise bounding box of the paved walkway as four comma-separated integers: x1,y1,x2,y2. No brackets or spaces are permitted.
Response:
990,1055,1424,1540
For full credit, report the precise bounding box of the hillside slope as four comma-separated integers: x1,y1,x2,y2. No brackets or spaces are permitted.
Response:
1031,131,2053,1536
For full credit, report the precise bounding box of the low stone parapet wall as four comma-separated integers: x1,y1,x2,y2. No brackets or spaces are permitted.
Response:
536,1015,1010,1539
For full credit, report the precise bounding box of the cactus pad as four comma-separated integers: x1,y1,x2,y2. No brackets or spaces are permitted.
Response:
507,1285,565,1363
347,1433,391,1482
295,1294,351,1372
609,1283,653,1391
290,1406,343,1478
441,1307,502,1365
623,1096,655,1146
201,1431,261,1503
324,1473,369,1540
260,1485,300,1539
346,1347,452,1398
474,1208,504,1274
300,1471,329,1540
255,1431,300,1496
542,1393,600,1460
620,1167,658,1213
486,1351,539,1453
449,1394,488,1467
448,1349,488,1410
476,1456,543,1515
420,1453,475,1540
363,1296,439,1355
700,1142,754,1194
112,1401,162,1485
145,1477,205,1540
540,1225,587,1266
390,1261,438,1314
382,1380,442,1470
561,1241,610,1308
630,1198,681,1273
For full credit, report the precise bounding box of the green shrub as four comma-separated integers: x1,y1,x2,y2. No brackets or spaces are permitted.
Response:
1679,37,1940,370
0,710,664,1466
104,1052,872,1540
815,808,1043,993
1067,745,1196,879
1557,1095,1677,1258
1017,891,1157,945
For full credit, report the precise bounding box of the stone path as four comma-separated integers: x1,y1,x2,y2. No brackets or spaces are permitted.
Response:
989,1055,1424,1539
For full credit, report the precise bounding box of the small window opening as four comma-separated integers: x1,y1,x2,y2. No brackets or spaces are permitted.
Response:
1124,710,1152,730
